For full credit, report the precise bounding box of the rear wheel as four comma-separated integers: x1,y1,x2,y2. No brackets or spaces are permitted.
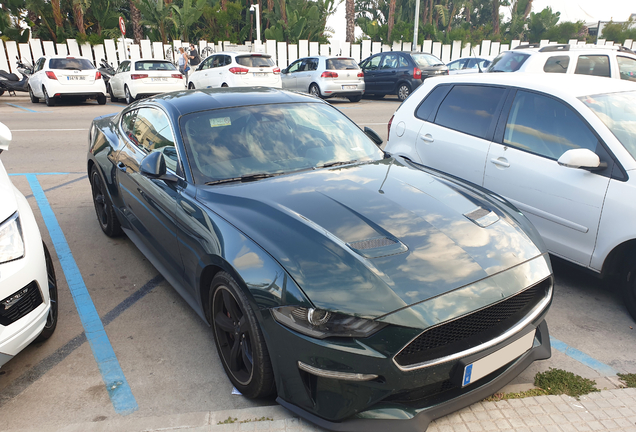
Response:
210,272,275,399
309,83,323,98
348,95,362,102
34,243,58,343
108,84,118,102
188,82,195,89
397,83,411,101
29,86,39,103
97,94,107,105
621,256,636,321
221,83,228,88
43,87,55,106
0,89,4,97
124,85,134,104
90,166,123,237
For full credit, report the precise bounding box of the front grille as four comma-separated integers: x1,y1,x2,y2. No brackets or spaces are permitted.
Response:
0,281,43,326
395,278,551,367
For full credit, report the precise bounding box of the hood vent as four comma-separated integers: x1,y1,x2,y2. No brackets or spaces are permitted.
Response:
464,207,499,228
347,237,408,259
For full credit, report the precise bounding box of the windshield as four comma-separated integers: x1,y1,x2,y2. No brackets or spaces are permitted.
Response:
411,53,444,68
236,55,275,67
135,61,176,71
580,91,636,161
325,58,359,70
49,58,95,70
487,51,530,72
180,102,384,184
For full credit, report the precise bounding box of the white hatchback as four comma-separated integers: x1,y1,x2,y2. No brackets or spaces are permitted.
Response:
0,123,58,368
108,59,186,104
28,56,107,106
187,52,281,89
385,73,636,320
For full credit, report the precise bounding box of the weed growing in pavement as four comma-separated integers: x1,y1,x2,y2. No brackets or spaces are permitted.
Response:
618,373,636,388
217,416,274,425
218,417,237,424
485,388,549,401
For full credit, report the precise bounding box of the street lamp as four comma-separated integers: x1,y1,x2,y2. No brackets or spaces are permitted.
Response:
250,4,261,43
413,0,420,51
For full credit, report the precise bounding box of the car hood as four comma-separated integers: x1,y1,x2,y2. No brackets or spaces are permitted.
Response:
196,158,545,320
0,159,18,223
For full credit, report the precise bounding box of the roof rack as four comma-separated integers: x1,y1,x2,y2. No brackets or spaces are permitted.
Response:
538,44,570,52
514,43,540,50
618,45,635,54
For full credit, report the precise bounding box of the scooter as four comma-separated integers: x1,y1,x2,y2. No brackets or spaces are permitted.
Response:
0,58,33,96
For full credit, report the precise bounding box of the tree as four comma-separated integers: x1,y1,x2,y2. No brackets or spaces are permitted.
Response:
345,0,354,42
387,0,395,42
492,0,499,34
137,0,173,43
527,6,560,42
601,19,636,44
130,0,143,42
170,0,206,41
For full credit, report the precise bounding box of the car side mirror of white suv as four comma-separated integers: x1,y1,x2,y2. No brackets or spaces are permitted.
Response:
0,122,12,153
557,148,606,170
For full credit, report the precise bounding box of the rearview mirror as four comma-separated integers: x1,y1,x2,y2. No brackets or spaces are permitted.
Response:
140,152,178,181
557,148,606,170
0,122,12,152
364,127,383,147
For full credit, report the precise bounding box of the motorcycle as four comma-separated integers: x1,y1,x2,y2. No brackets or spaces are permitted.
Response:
0,57,33,96
98,58,116,87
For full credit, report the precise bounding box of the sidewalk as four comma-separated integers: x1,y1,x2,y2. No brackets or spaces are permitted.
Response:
7,383,636,432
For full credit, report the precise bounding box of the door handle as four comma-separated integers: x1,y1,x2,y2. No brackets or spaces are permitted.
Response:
420,134,434,143
490,158,510,168
117,161,127,172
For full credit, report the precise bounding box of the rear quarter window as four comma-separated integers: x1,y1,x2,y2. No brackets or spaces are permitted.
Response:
575,55,610,77
415,85,451,121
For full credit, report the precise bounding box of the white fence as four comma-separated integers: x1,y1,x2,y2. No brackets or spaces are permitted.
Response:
1,37,635,77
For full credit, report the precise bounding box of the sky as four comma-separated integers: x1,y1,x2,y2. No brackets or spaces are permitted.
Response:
326,0,636,42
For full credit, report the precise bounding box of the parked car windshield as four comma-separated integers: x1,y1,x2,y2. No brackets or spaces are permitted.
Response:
135,61,177,71
411,53,444,68
325,58,359,70
487,51,530,72
180,102,384,184
236,55,275,67
49,58,95,70
580,90,636,160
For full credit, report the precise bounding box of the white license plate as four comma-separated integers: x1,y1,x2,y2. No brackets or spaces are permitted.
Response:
462,330,535,387
342,85,357,90
67,76,85,80
253,72,267,77
151,77,168,82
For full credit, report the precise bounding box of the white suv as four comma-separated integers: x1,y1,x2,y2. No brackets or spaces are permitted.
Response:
385,73,636,320
0,123,58,368
488,44,636,82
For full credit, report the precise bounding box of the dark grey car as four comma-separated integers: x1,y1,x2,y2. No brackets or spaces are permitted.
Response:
360,51,449,101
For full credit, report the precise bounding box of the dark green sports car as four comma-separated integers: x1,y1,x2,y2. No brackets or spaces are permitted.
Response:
87,87,552,431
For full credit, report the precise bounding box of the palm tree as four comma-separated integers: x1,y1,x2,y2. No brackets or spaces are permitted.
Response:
170,0,206,41
137,0,173,43
345,0,354,42
492,0,499,34
387,0,396,41
130,0,143,42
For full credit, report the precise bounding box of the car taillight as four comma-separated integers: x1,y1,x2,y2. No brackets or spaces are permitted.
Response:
229,67,249,75
413,67,422,79
273,67,281,75
130,74,148,80
321,71,338,78
172,73,183,79
95,71,102,80
45,71,57,80
388,114,394,138
357,71,364,77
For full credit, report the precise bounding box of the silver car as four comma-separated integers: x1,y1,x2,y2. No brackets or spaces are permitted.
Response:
281,56,365,102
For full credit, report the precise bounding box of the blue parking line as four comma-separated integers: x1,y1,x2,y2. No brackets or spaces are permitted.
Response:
5,103,40,113
25,174,139,416
9,172,70,176
550,336,618,376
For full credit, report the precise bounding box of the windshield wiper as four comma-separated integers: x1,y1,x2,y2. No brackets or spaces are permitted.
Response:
319,159,358,168
205,172,280,185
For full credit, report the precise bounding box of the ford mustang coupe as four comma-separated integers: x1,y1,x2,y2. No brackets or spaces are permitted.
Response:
87,87,553,431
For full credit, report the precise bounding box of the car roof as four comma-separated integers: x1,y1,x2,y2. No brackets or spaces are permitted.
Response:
425,72,636,98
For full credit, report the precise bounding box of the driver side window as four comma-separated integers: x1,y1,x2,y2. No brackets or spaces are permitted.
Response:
133,108,179,172
288,60,304,73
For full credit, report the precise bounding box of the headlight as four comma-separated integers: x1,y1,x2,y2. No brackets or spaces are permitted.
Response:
0,213,25,264
271,306,386,339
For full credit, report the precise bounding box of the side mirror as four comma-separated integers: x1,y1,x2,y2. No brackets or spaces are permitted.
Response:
364,127,383,147
281,68,288,74
557,148,606,170
140,152,178,181
0,122,12,152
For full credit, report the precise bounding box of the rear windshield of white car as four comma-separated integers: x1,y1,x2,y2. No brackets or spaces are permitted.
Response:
580,91,636,160
236,55,275,67
49,58,95,70
411,54,444,68
135,61,177,71
487,51,530,72
325,58,359,70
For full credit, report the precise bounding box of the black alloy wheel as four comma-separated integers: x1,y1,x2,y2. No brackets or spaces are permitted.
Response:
309,83,322,98
124,86,134,104
43,87,55,106
35,243,58,342
90,166,123,237
108,84,118,103
397,83,411,102
622,256,636,321
29,86,39,103
210,272,275,399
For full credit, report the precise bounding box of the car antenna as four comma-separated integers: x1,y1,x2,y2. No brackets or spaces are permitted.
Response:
472,47,483,73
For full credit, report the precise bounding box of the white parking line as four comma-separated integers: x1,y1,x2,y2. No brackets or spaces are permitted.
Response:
11,129,89,132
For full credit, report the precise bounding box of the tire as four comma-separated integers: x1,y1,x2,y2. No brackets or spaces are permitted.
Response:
0,89,4,97
221,83,228,88
188,82,195,89
34,243,58,343
108,84,118,103
90,166,123,237
210,272,275,399
397,83,411,102
29,86,39,103
97,94,107,105
348,95,362,102
622,256,636,321
43,86,55,106
309,83,322,98
124,85,135,104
